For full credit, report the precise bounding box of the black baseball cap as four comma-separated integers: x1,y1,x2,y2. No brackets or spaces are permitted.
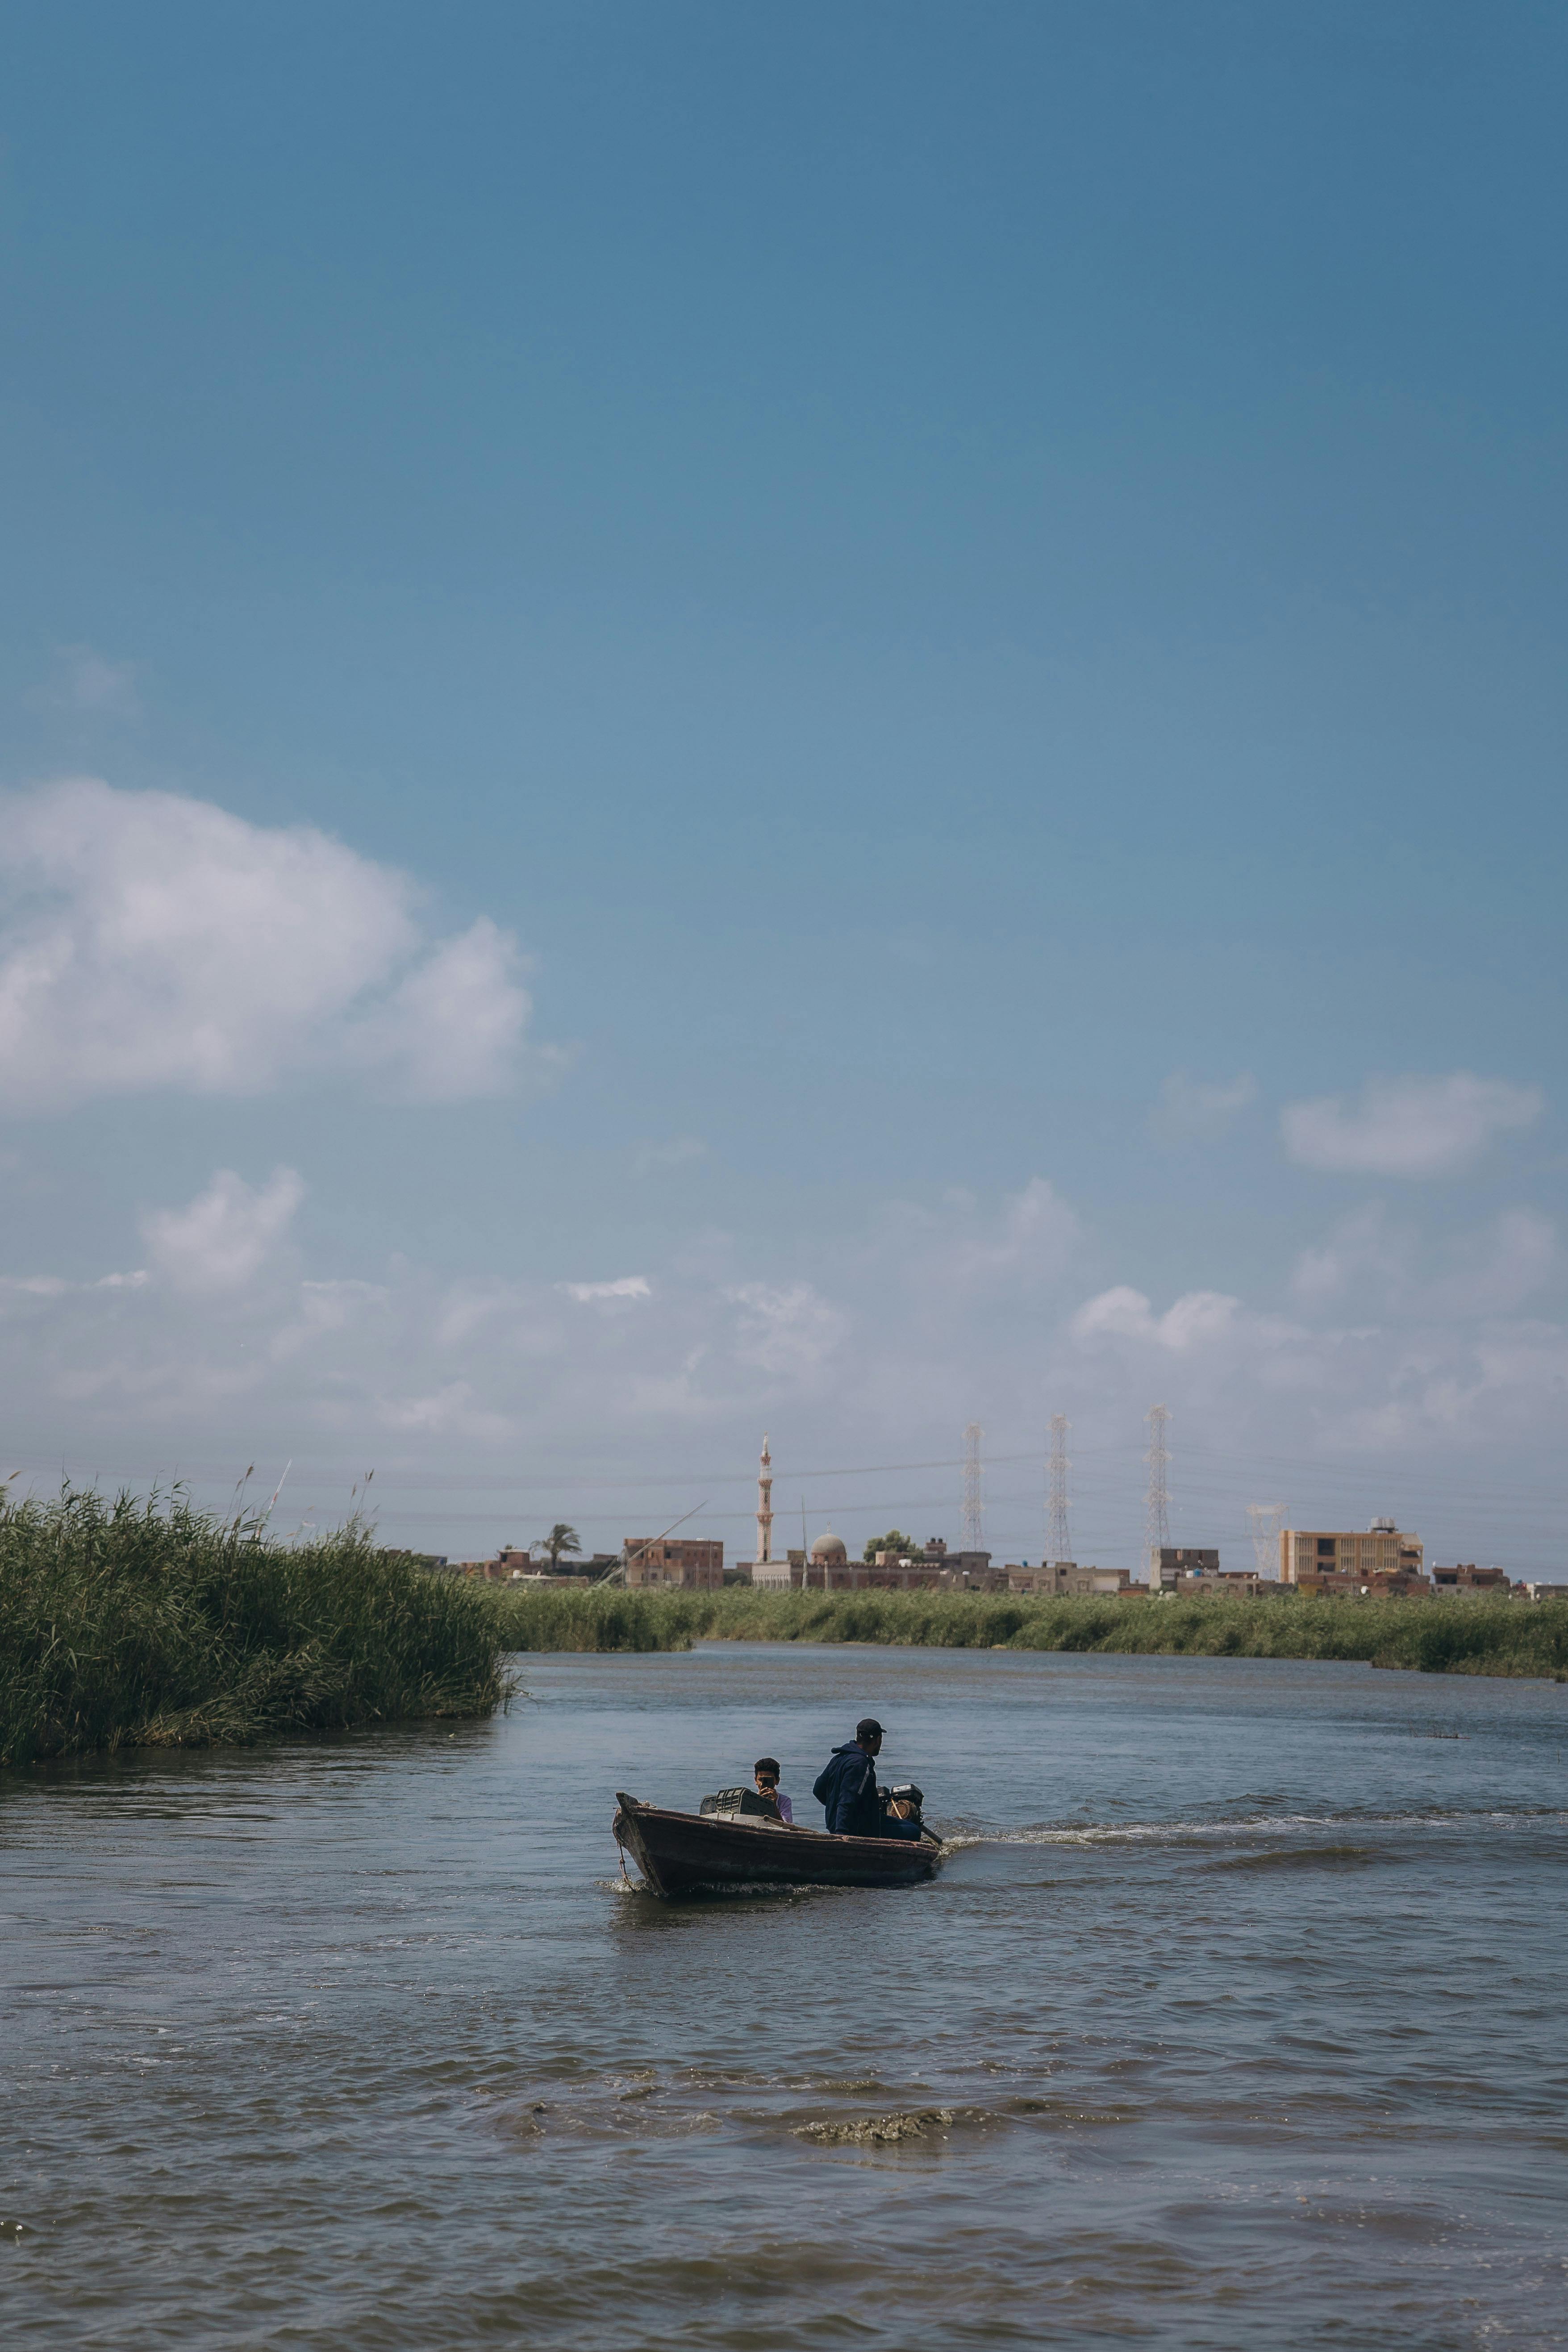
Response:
856,1717,884,1738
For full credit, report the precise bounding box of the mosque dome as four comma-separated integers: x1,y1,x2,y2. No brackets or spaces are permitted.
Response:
810,1530,848,1563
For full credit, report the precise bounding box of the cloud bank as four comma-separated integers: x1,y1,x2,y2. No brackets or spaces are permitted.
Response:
142,1167,306,1294
559,1276,653,1303
1152,1071,1258,1142
1280,1072,1542,1177
2,1161,1563,1570
0,779,537,1111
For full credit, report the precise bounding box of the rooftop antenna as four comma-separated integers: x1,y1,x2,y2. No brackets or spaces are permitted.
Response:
962,1422,985,1552
1247,1502,1287,1581
1144,1405,1171,1572
1047,1415,1071,1562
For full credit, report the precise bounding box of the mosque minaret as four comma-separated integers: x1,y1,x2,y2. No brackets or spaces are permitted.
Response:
755,1433,774,1565
749,1434,806,1586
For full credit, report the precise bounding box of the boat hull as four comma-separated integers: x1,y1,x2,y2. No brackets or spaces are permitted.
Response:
613,1793,941,1898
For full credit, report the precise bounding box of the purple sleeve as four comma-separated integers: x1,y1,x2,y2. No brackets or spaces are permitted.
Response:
777,1793,793,1823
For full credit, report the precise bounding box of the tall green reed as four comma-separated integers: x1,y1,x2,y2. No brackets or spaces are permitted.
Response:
0,1486,510,1766
484,1581,1568,1679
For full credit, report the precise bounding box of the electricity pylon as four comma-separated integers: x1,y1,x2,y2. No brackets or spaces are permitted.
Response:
962,1422,984,1552
1144,1404,1171,1570
1246,1502,1287,1581
1047,1415,1071,1561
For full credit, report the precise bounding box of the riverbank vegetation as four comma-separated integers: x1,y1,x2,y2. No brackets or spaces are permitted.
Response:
485,1582,1568,1681
0,1489,511,1767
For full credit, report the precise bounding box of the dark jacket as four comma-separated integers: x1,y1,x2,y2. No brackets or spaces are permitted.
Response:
812,1741,880,1838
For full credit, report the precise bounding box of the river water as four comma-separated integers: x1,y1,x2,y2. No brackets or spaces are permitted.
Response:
3,1644,1566,2349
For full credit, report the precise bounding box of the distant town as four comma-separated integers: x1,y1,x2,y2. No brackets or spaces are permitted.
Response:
433,1430,1568,1605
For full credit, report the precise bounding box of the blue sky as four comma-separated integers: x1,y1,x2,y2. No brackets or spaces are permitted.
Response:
1,2,1564,1570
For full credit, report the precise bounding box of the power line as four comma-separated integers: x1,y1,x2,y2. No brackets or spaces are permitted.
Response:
10,1433,1555,1501
0,1446,1063,1493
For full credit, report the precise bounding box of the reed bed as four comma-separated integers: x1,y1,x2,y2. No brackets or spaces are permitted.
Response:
485,1582,714,1654
0,1488,510,1767
486,1582,1568,1680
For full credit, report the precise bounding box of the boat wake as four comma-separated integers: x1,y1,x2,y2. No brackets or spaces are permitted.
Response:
937,1804,1568,1848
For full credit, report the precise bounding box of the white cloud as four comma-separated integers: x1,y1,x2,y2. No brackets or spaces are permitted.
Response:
297,1277,392,1326
632,1136,708,1176
725,1281,849,1379
434,1285,513,1351
0,1268,148,1300
378,1379,509,1439
1070,1284,1247,1351
1280,1072,1542,1177
141,1167,305,1293
624,1363,720,1424
37,645,142,719
350,916,532,1101
1290,1204,1558,1316
269,1279,392,1362
0,778,537,1112
2,1165,1565,1573
957,1175,1081,1285
1152,1070,1258,1142
559,1276,652,1303
1432,1208,1558,1317
1470,1322,1568,1409
876,1176,1082,1300
1290,1205,1409,1304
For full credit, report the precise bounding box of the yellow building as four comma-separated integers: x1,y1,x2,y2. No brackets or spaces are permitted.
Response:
1280,1518,1422,1583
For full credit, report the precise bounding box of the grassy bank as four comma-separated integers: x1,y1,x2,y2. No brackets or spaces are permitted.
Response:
0,1488,511,1767
485,1582,1568,1681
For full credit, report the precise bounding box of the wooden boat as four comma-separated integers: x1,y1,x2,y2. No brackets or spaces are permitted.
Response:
613,1791,942,1898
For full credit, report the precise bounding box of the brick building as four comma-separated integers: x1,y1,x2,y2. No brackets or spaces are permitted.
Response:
624,1537,725,1589
1008,1562,1133,1596
1166,1570,1268,1598
1151,1548,1220,1590
1429,1564,1510,1594
451,1548,617,1581
758,1531,1007,1592
1280,1518,1422,1583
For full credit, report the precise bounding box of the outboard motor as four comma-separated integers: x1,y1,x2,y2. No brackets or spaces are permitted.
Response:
880,1782,932,1839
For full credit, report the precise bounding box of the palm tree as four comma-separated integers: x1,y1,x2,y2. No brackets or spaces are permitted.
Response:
539,1522,583,1573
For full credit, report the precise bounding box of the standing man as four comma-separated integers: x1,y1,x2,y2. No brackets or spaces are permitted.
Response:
813,1717,884,1837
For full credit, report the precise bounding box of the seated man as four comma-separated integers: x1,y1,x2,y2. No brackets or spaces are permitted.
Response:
753,1757,793,1823
812,1717,884,1837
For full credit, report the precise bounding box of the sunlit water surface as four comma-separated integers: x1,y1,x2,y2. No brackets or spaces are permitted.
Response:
3,1645,1566,2348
